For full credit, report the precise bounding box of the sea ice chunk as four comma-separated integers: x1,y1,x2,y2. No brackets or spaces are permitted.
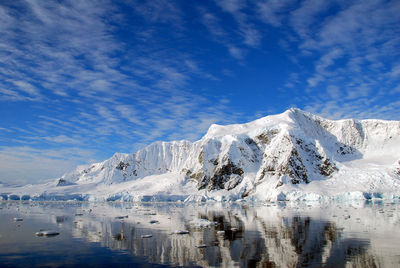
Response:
173,230,189,235
35,230,60,236
141,234,152,238
189,219,217,228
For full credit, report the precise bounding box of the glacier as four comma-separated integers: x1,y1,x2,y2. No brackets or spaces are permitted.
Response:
1,108,399,202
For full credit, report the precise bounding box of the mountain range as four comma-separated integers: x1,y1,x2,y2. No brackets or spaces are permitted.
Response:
1,108,399,202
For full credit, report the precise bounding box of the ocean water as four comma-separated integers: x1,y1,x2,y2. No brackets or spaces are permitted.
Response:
0,201,399,267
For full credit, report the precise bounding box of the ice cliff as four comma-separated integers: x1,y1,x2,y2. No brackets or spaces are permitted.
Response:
1,108,400,202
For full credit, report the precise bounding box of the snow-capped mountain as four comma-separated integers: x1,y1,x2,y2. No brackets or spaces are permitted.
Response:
1,108,400,202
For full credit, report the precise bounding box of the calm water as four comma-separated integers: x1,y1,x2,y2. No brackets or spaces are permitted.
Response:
1,201,400,267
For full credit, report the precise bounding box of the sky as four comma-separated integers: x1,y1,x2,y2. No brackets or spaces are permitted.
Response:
0,0,399,184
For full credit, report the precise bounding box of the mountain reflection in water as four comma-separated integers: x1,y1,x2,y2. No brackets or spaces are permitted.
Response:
0,201,399,267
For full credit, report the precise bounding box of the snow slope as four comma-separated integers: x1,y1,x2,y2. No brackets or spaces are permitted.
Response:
1,108,399,202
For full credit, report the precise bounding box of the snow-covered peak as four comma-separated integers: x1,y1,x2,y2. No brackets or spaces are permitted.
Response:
204,108,300,139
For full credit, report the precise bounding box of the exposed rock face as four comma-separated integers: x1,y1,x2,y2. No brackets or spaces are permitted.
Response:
396,160,400,176
115,161,130,171
190,159,244,191
56,179,68,186
56,178,76,186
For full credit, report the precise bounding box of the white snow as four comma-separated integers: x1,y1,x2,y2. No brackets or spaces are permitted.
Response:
1,108,399,203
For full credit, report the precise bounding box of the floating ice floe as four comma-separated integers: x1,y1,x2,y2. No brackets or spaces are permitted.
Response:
173,230,189,235
35,230,60,236
115,215,128,219
189,219,217,228
141,234,152,238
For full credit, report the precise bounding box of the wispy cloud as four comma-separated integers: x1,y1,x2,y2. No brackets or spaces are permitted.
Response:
0,0,244,183
200,9,246,59
131,0,183,25
289,0,333,45
257,1,289,27
199,0,263,59
283,0,400,119
215,0,261,47
0,145,98,184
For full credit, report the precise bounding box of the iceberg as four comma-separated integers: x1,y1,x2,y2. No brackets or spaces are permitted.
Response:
35,230,60,236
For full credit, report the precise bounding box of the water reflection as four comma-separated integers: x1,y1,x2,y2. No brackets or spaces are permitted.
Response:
1,201,400,267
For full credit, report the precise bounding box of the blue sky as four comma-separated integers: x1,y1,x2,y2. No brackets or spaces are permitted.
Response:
0,0,399,184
